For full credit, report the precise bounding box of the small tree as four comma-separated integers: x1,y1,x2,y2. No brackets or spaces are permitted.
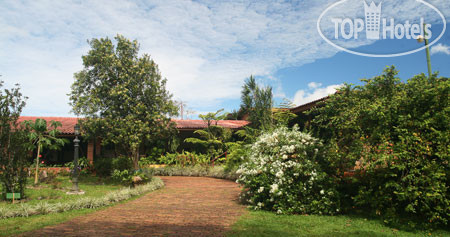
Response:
22,119,67,185
240,75,273,131
0,81,31,199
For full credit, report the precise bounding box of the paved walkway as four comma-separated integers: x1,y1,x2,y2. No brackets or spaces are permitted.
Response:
23,176,246,237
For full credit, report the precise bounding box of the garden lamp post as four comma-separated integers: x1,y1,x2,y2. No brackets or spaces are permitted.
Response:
417,23,432,79
71,123,80,192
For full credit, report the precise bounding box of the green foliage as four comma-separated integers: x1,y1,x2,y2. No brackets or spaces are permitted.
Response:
22,118,68,184
224,144,249,172
273,99,297,127
93,157,113,177
111,156,133,172
308,66,449,227
237,126,340,215
69,35,178,170
184,109,238,158
111,169,152,186
0,81,31,199
158,151,211,166
240,75,273,131
64,157,92,175
93,156,134,177
150,165,239,180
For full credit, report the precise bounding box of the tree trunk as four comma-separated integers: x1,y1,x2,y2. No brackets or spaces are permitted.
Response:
132,148,140,171
34,144,41,185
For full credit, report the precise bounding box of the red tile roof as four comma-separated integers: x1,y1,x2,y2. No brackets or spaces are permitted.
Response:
18,116,80,135
17,117,249,134
172,119,249,130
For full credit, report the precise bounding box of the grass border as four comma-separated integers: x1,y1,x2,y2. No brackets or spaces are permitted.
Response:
0,177,164,219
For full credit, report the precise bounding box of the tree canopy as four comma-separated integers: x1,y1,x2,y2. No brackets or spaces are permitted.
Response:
69,35,178,169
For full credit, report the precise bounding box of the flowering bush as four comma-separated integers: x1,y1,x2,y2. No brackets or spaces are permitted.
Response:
237,125,340,215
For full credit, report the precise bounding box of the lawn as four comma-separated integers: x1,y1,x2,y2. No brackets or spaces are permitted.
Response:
0,174,122,208
0,174,161,236
229,211,450,237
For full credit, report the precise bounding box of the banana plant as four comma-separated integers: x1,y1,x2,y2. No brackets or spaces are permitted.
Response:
22,119,68,184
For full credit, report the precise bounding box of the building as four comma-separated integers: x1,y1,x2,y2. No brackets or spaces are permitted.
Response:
17,116,249,165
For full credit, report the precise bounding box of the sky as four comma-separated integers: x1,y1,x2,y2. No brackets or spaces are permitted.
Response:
0,0,449,119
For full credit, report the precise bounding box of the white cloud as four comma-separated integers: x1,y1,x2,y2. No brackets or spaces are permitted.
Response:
431,43,450,55
0,0,448,116
308,82,322,89
293,83,342,106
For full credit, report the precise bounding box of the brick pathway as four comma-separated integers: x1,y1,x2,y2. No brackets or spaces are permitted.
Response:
23,176,246,237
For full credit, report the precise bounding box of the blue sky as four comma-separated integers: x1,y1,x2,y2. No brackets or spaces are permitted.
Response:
0,0,449,118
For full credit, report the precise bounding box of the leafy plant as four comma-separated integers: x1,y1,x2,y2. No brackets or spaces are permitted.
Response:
308,66,449,227
22,118,68,184
0,81,31,199
158,151,211,166
184,109,238,159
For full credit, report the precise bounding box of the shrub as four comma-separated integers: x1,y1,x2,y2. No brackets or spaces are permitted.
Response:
237,125,340,215
93,157,113,177
112,169,153,186
308,67,449,227
158,151,210,166
111,156,133,171
150,165,239,180
64,157,92,175
224,145,249,172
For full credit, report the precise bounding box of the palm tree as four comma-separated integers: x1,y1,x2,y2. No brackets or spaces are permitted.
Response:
22,119,67,184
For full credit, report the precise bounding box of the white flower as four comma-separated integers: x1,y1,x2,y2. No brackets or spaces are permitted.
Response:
258,187,264,193
320,190,325,195
270,183,279,193
277,209,283,214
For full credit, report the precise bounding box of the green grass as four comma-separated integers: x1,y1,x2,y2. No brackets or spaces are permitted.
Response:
0,192,147,236
0,176,160,236
229,211,450,237
0,174,122,208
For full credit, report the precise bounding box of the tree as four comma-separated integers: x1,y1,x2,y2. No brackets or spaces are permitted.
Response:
240,75,273,130
69,35,178,170
0,81,31,199
308,66,449,226
22,119,67,185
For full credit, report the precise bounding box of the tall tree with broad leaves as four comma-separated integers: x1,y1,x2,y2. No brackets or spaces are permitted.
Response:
240,75,273,131
22,118,67,185
69,35,178,170
0,81,31,199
